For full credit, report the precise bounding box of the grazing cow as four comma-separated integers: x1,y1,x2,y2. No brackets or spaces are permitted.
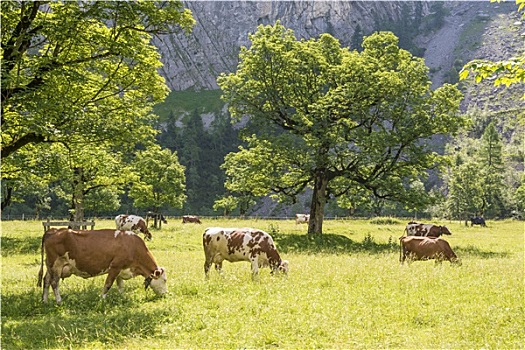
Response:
115,214,152,240
182,215,202,224
295,214,310,224
399,236,460,265
405,223,452,237
146,211,168,224
470,216,487,227
203,227,289,280
37,228,168,304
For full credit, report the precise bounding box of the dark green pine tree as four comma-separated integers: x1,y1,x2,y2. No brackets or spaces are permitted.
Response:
156,111,180,152
350,24,363,52
178,110,206,214
479,121,506,217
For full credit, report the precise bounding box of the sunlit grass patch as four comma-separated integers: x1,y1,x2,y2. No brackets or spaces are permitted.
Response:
1,219,523,348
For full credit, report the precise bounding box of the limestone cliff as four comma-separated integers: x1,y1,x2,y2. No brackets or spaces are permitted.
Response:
155,1,425,91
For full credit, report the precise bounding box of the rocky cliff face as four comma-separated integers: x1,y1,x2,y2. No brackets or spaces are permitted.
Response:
155,1,520,93
155,1,425,91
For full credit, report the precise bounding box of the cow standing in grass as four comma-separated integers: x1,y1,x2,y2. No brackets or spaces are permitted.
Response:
399,236,460,265
295,214,310,224
405,223,452,237
115,214,152,240
182,215,202,224
203,227,289,280
470,217,487,227
38,228,167,304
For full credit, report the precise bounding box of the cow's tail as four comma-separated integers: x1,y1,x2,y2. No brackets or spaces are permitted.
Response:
37,232,46,287
399,239,402,263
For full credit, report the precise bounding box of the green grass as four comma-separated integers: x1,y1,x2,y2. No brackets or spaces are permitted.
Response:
2,218,524,349
153,89,224,121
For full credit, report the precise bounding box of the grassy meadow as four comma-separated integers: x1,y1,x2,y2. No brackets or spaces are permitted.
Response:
1,218,523,349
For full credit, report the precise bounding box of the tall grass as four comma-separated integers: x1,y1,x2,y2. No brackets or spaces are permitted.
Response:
1,218,523,349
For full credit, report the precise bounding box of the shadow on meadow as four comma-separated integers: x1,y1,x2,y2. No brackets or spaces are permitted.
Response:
273,232,398,255
272,232,510,259
455,245,510,259
2,285,172,349
1,235,41,256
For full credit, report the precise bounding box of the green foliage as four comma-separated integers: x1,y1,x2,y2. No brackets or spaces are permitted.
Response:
157,108,239,215
2,219,524,348
218,23,466,234
128,146,186,211
1,1,194,212
153,90,224,121
213,195,238,216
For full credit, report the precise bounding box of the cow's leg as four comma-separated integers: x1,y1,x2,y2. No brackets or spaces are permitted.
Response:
250,258,260,281
400,248,408,265
116,277,125,293
49,272,62,304
101,268,120,298
214,261,223,275
42,271,51,303
204,261,212,279
204,251,213,279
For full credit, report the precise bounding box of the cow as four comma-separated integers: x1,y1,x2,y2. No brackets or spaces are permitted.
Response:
399,236,460,265
203,227,289,280
470,216,487,227
146,211,168,224
37,228,168,304
405,223,452,237
115,214,152,240
182,215,202,224
295,214,310,224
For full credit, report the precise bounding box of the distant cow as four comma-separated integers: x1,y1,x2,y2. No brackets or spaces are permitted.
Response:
405,223,452,237
470,216,487,227
203,227,289,280
115,214,152,240
295,214,310,224
146,211,168,224
182,215,201,224
37,228,168,304
399,236,460,265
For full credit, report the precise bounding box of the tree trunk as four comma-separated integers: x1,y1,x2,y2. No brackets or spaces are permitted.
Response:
308,171,329,236
1,186,13,210
71,167,85,228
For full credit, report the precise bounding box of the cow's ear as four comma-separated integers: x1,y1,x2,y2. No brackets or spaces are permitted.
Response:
153,268,164,278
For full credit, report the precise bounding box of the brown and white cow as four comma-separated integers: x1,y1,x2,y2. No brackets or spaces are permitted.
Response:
182,215,202,224
399,236,460,265
37,228,167,304
295,214,310,224
203,227,289,280
115,214,152,240
405,223,452,237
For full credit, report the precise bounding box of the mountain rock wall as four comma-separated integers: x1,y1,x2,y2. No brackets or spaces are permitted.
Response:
155,1,426,91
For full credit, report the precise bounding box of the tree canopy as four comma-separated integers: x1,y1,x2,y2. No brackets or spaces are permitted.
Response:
218,22,466,235
1,1,194,212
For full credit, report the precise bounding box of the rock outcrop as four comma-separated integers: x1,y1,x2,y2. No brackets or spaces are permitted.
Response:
155,1,425,91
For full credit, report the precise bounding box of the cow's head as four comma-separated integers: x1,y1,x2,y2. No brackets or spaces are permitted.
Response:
144,267,168,295
279,260,289,274
271,260,289,275
144,228,153,241
440,226,452,235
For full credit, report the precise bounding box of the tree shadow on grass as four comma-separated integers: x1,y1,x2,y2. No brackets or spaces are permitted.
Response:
1,236,41,256
2,285,174,349
272,233,511,259
455,245,510,259
273,232,398,255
